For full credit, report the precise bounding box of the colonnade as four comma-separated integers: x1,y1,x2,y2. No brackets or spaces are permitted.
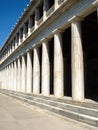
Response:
0,20,84,101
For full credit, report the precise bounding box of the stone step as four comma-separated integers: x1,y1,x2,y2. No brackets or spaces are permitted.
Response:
1,90,98,127
6,90,98,118
1,90,98,118
14,91,98,110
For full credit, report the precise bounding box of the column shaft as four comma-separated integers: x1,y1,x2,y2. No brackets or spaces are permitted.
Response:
42,41,50,96
21,55,26,92
54,31,64,98
43,0,49,21
33,48,40,94
14,61,17,91
17,58,21,91
71,20,84,101
9,65,11,90
27,51,33,93
10,64,12,90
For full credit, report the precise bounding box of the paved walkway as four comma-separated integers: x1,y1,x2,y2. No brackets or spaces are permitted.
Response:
0,94,97,130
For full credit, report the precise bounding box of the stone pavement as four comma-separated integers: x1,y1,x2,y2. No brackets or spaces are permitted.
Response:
0,94,97,130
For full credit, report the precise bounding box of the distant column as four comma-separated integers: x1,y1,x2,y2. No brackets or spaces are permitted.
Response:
55,0,59,9
9,64,11,90
6,66,8,90
17,58,21,91
10,63,12,90
26,51,33,93
14,60,17,91
21,55,26,92
43,0,49,21
33,48,40,94
42,40,50,96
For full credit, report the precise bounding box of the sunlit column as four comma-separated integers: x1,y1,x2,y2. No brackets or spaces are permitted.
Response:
71,20,84,101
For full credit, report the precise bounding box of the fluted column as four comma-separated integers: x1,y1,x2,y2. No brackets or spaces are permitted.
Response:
71,20,84,101
3,68,5,89
54,30,64,98
21,55,26,92
42,40,50,96
10,63,12,90
14,60,17,91
43,0,49,21
11,63,14,90
17,58,21,91
8,64,11,90
6,66,8,90
12,63,14,91
35,8,39,29
33,48,40,94
27,51,33,93
55,0,59,9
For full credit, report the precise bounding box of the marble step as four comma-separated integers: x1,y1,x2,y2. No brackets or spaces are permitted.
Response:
1,90,98,118
0,89,98,127
1,90,98,127
12,91,98,110
5,90,98,118
16,93,98,118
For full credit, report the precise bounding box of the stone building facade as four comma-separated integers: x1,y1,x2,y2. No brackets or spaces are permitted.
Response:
0,0,98,118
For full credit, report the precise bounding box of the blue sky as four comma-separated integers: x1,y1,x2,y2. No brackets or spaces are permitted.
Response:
0,0,30,48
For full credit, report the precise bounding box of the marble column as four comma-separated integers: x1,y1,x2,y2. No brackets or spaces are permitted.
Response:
35,8,39,29
17,58,21,91
9,64,11,90
42,40,50,96
14,60,17,91
6,66,8,90
55,0,59,9
21,55,26,92
11,63,14,91
26,51,33,93
28,17,31,35
3,68,5,89
10,63,12,90
0,70,1,89
33,48,40,94
11,63,14,90
71,20,84,101
43,0,49,21
54,31,64,98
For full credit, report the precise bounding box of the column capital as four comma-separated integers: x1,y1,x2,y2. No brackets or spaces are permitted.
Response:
69,16,84,23
26,48,33,53
52,28,64,34
41,37,49,43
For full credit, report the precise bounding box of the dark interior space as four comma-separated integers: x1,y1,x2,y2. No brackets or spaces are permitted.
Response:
39,45,42,94
48,0,54,10
30,13,35,28
25,21,29,34
49,38,54,95
62,27,71,97
82,11,98,101
38,2,43,19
